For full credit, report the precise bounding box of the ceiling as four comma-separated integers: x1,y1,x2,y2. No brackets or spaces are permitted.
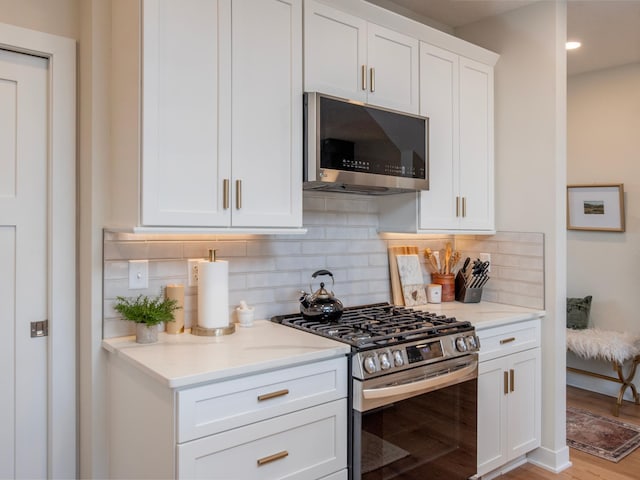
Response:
369,0,640,76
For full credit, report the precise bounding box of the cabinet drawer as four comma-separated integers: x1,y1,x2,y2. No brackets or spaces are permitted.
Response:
477,319,540,362
177,356,347,442
177,399,347,479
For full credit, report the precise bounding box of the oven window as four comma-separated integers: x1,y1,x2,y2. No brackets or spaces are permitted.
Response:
354,379,477,480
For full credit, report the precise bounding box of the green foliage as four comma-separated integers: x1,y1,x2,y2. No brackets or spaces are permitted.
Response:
114,294,181,326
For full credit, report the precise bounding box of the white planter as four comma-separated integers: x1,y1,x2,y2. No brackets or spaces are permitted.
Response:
136,323,158,344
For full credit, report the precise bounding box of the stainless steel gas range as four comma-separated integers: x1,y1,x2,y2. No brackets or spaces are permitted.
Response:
272,302,480,480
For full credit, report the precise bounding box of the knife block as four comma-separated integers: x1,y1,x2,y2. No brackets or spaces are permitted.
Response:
455,271,483,303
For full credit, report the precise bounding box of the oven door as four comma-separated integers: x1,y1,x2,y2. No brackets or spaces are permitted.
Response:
352,355,477,480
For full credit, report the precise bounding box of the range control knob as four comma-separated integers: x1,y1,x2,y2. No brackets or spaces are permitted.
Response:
363,355,377,374
379,352,391,370
455,336,468,352
392,350,404,367
466,335,478,351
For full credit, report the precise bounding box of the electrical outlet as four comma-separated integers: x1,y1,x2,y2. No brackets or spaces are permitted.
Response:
128,260,149,289
479,253,491,272
188,259,200,287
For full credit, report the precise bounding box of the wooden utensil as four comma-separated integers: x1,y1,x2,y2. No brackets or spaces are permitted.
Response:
424,248,439,273
445,243,452,274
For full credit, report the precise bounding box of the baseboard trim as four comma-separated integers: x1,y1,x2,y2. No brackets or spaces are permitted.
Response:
527,445,572,473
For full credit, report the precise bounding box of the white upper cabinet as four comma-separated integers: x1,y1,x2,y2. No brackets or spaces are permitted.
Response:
419,44,494,232
229,0,303,228
142,0,231,227
140,0,302,230
457,56,494,231
304,0,419,114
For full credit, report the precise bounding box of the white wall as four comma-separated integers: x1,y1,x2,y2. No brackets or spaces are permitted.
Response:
566,63,640,396
456,1,569,473
0,0,79,39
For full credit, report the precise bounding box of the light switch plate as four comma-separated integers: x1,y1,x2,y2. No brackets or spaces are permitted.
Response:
128,260,149,289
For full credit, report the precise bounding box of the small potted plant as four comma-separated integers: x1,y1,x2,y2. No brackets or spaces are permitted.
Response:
114,294,181,344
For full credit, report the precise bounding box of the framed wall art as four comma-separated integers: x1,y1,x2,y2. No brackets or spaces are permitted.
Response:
567,184,625,232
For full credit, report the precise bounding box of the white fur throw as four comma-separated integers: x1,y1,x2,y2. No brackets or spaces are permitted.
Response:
566,328,640,364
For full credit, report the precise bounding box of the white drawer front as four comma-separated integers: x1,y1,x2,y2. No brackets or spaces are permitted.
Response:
477,319,541,362
177,399,348,480
177,356,348,442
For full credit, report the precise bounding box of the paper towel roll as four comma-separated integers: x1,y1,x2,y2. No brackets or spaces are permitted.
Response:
165,284,185,334
197,260,229,329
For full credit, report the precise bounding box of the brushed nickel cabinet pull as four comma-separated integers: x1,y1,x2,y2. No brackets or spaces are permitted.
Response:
504,371,509,395
370,67,375,92
257,450,289,466
456,196,460,217
236,179,242,209
257,389,289,402
462,196,467,217
500,337,516,345
510,369,515,392
223,179,230,210
361,65,367,90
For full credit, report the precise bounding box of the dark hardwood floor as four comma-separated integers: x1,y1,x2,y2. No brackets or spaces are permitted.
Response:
497,386,640,479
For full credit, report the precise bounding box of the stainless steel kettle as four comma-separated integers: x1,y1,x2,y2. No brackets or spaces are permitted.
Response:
299,270,344,322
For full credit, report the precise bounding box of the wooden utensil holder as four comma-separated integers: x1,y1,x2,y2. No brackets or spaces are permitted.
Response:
455,271,483,303
431,273,455,302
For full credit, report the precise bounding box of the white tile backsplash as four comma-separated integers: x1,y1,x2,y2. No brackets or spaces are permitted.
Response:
103,192,545,338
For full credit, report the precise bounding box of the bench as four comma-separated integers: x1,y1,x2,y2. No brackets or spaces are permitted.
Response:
566,328,640,416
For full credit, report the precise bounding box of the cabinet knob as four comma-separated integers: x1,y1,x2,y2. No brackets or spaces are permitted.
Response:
462,196,467,217
236,179,242,209
456,196,460,217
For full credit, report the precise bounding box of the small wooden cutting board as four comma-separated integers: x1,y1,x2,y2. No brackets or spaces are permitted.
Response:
388,246,419,305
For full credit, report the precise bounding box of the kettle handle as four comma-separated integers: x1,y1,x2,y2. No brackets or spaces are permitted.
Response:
311,269,333,279
310,269,334,292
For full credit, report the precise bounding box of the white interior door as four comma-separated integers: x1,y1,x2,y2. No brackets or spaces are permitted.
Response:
0,47,49,479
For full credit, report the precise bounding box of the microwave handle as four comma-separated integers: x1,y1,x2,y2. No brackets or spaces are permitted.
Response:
362,362,476,400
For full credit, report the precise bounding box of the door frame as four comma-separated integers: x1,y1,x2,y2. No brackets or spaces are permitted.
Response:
0,22,76,478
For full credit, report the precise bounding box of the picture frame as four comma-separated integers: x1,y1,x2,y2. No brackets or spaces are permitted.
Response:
567,184,625,232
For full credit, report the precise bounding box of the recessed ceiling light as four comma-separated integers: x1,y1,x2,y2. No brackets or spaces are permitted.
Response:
566,41,582,50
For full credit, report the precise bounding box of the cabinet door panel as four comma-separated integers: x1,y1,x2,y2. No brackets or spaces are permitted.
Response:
304,1,367,101
477,357,508,476
367,24,419,113
459,57,493,230
231,0,302,228
507,349,541,458
142,0,232,226
418,43,458,230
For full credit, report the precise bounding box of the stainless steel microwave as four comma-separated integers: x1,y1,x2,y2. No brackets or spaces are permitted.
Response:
303,92,429,195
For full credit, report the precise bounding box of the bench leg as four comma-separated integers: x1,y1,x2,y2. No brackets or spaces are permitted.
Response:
613,355,640,416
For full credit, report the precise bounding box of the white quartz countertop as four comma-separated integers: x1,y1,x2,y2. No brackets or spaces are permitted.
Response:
102,320,350,389
102,302,543,389
413,301,545,329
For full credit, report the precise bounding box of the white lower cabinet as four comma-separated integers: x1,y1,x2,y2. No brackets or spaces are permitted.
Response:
177,399,347,479
107,355,348,479
476,320,541,477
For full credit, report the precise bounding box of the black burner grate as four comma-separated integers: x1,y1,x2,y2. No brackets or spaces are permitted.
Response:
272,302,473,350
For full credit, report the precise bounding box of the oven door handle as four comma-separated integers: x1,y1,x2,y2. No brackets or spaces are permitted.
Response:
362,362,477,400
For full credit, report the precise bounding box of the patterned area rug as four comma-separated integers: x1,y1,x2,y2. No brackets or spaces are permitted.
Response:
567,407,640,462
